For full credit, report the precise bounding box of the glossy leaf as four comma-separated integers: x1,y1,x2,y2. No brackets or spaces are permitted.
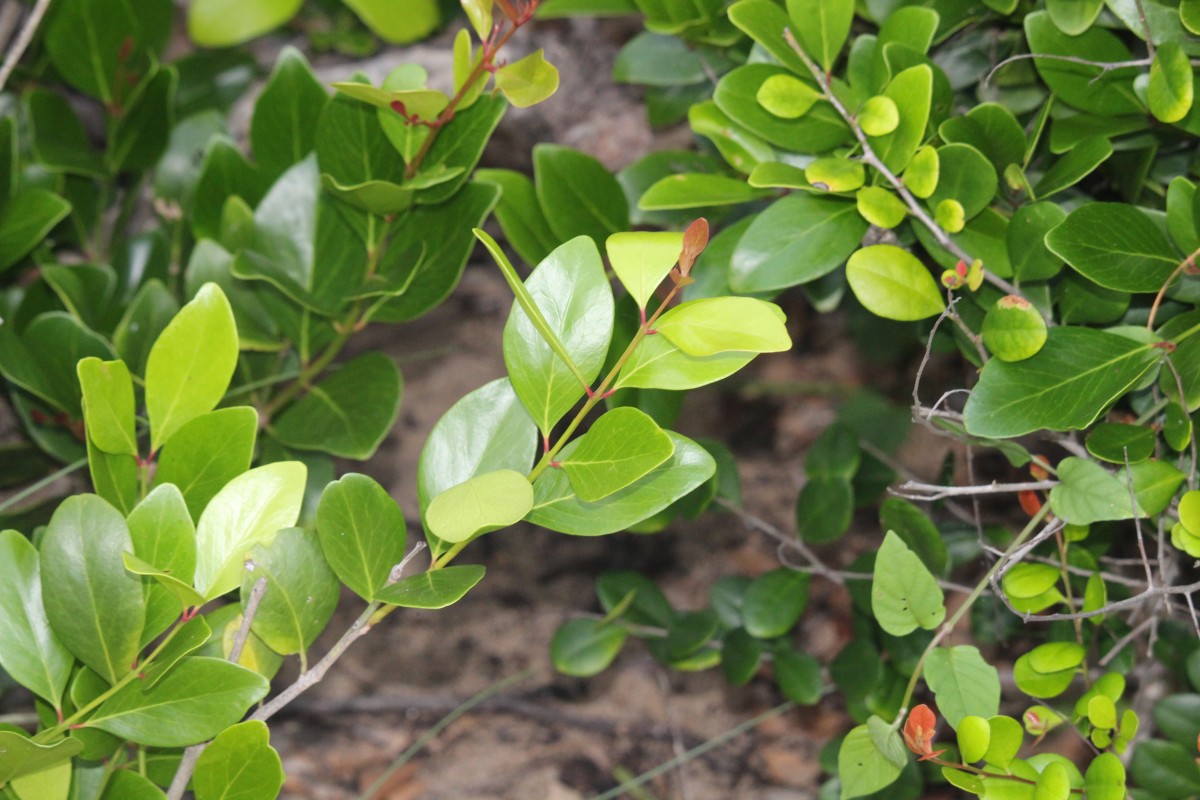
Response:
494,49,560,108
127,485,199,639
785,0,852,72
188,0,301,45
1009,202,1067,281
193,720,283,800
1149,42,1194,123
560,408,674,502
0,531,72,709
193,462,307,600
871,530,946,636
476,168,559,267
640,173,771,209
146,284,238,452
1045,203,1179,293
982,296,1047,362
534,144,628,246
551,618,627,677
1033,137,1113,199
154,407,258,522
869,65,932,174
77,358,137,457
1024,11,1142,116
856,186,906,228
878,497,946,574
271,352,402,460
606,231,683,310
316,474,407,602
0,190,72,275
756,73,822,119
374,565,487,608
243,528,339,656
0,733,82,787
615,333,755,391
846,245,946,321
250,47,329,180
527,432,715,535
426,470,534,543
40,495,144,684
1086,423,1155,464
89,657,269,747
925,646,1001,728
656,297,790,356
45,0,147,103
963,327,1161,438
503,235,613,435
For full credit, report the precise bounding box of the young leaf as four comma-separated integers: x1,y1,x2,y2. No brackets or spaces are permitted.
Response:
924,646,1001,728
193,720,283,800
869,65,932,174
655,297,790,356
373,565,487,609
982,296,1048,362
560,407,675,502
193,461,307,600
871,530,946,636
0,531,73,710
756,73,822,119
127,484,199,639
316,473,408,602
242,528,339,656
1148,42,1193,123
462,0,492,40
425,469,534,543
188,0,302,46
494,50,560,108
89,657,269,747
76,358,137,457
785,0,853,72
846,245,946,321
40,495,145,685
146,283,239,452
616,333,756,391
606,231,684,310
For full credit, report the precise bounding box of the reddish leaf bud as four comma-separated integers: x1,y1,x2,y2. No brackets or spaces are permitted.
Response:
1018,489,1042,517
678,218,709,276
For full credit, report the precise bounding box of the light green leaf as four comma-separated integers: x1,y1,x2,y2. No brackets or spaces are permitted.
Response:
657,297,789,356
785,0,853,72
963,327,1161,438
462,0,492,39
859,95,899,136
837,724,904,799
903,145,939,199
146,283,238,452
639,173,771,210
122,552,205,613
426,470,534,544
615,333,756,391
527,432,715,535
243,528,339,656
560,407,674,502
316,474,407,602
982,295,1048,362
606,231,683,310
0,531,72,709
846,244,946,321
805,157,865,193
1048,457,1138,524
76,358,137,457
869,65,932,174
154,407,258,522
373,565,486,609
501,235,614,435
756,73,822,119
188,0,301,45
40,495,144,684
925,646,1001,728
0,733,82,787
1045,203,1180,293
871,530,946,636
957,716,991,764
343,0,438,42
854,187,905,228
89,657,269,747
1148,42,1193,123
193,462,307,600
193,720,283,800
494,49,560,108
1084,753,1126,800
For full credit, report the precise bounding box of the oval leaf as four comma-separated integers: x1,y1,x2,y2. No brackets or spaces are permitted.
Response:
846,244,946,321
426,470,534,544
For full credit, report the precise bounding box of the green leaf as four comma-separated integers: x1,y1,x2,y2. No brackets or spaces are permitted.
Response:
879,498,946,574
24,89,103,177
193,720,283,800
146,284,238,452
666,610,720,660
639,173,772,209
869,65,932,174
1009,202,1067,281
796,475,854,543
110,66,176,174
871,530,946,636
534,144,628,246
984,715,1024,768
1149,41,1194,124
462,0,492,38
342,0,438,43
715,65,848,154
721,628,762,686
728,0,810,76
0,732,82,786
902,145,939,199
1084,753,1127,800
606,231,683,310
615,333,755,391
77,358,137,457
756,73,822,119
154,408,258,522
774,649,822,704
1024,11,1143,116
963,327,1161,438
935,199,965,233
373,565,486,609
188,0,302,46
141,617,210,690
1046,0,1104,35
502,236,614,435
494,49,560,108
86,437,140,517
856,187,906,228
1086,423,1155,464
656,297,790,356
190,137,270,241
551,618,627,677
40,496,144,684
426,470,534,543
122,551,206,613
1033,137,1113,199
837,724,904,799
193,461,307,600
982,296,1048,362
0,190,72,274
270,352,402,460
527,432,715,535
785,0,853,72
846,244,946,321
250,47,329,180
242,528,339,656
859,96,899,136
929,144,997,222
741,569,810,639
1049,457,1138,525
1121,459,1184,516
1045,203,1180,293
0,531,72,709
126,484,199,641
315,474,407,603
475,169,559,267
925,646,1001,728
560,407,674,502
89,657,269,747
45,0,147,103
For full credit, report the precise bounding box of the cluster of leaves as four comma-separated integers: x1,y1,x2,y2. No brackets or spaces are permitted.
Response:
529,0,1200,797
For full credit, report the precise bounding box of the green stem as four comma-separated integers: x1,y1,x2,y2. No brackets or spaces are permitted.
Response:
895,502,1052,727
260,319,357,420
0,457,88,515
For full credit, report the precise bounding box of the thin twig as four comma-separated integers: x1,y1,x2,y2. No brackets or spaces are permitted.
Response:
1003,580,1200,623
985,53,1151,87
0,0,52,92
892,479,1058,501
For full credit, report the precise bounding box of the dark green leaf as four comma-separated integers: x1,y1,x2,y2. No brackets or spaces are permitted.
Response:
742,569,810,639
110,67,176,174
1024,11,1143,116
374,565,486,609
0,530,73,709
774,649,822,704
0,190,72,274
475,168,559,266
534,144,628,246
250,47,329,181
879,498,947,574
316,474,407,602
154,407,258,522
720,628,762,686
243,528,339,655
551,618,627,677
